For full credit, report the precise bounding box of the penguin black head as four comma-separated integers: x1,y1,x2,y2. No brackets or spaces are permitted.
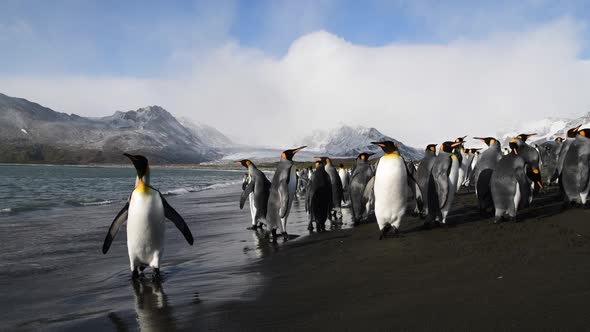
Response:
440,141,462,153
578,128,590,137
567,124,583,138
516,133,536,142
529,167,543,189
339,163,344,168
425,144,437,153
371,141,398,154
554,137,564,143
124,153,149,178
454,136,467,144
357,152,375,161
238,159,253,168
314,156,333,165
473,137,498,147
314,160,323,169
468,148,482,154
281,146,306,161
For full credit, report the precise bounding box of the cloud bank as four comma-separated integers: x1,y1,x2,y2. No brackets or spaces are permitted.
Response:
1,19,590,148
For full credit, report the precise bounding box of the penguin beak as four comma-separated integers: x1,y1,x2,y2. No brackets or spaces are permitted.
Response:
292,146,306,154
123,153,148,178
574,124,582,132
451,142,462,148
370,141,387,148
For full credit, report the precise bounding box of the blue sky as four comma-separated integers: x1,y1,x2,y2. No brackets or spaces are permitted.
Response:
2,1,590,147
2,0,590,77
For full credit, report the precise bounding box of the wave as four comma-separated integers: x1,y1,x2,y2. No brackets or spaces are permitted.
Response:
163,180,241,196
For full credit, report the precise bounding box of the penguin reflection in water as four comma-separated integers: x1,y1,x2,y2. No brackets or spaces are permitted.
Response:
102,154,194,280
491,139,542,223
267,146,306,242
371,141,421,239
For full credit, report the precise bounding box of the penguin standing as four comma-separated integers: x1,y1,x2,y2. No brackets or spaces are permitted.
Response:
470,137,502,213
102,154,194,279
491,139,542,223
427,141,462,224
239,159,271,230
556,125,582,180
513,133,543,193
538,139,562,185
338,163,350,201
561,129,590,205
371,141,418,239
266,146,306,242
348,152,375,224
452,136,467,192
317,157,344,222
305,160,333,232
415,144,437,216
406,160,421,214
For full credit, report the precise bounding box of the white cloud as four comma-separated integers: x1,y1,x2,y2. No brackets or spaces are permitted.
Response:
1,18,589,148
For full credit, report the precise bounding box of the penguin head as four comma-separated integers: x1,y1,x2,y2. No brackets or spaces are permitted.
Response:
314,160,323,169
357,152,375,161
314,156,333,165
425,144,437,153
516,133,536,142
439,141,462,153
124,153,149,178
454,136,467,145
528,167,543,189
468,148,481,154
567,124,582,138
578,128,590,137
238,159,252,168
554,137,564,143
371,141,398,154
281,146,306,161
473,137,498,147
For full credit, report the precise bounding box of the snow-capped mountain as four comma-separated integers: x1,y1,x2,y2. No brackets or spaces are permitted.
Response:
497,112,590,145
0,93,223,164
179,117,235,149
300,125,423,160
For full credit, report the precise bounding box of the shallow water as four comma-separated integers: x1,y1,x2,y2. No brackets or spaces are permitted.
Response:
0,165,352,331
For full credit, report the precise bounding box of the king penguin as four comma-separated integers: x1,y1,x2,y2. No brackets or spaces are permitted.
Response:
427,141,462,224
538,139,561,185
561,129,590,205
316,157,344,222
513,133,543,193
556,125,582,181
305,160,333,232
491,139,542,223
266,146,306,242
348,152,375,224
338,163,350,201
470,137,502,213
371,141,419,239
415,144,437,217
102,154,194,279
239,159,271,230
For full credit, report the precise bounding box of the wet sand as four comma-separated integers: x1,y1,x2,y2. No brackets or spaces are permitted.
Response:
218,187,590,331
2,185,590,331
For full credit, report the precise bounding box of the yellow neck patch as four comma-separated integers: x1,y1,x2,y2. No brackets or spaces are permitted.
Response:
384,152,400,159
136,178,150,193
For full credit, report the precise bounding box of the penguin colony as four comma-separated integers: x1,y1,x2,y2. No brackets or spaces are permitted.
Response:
102,125,590,278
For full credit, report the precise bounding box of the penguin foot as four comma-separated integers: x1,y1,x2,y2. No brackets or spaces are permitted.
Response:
132,269,140,280
307,223,314,232
282,232,289,242
152,268,161,282
493,217,502,224
271,229,278,243
379,224,393,240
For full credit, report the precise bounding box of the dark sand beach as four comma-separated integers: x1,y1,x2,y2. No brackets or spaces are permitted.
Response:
2,182,590,331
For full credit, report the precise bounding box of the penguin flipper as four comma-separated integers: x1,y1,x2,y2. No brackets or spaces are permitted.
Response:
159,193,194,245
278,182,291,219
102,202,129,254
240,181,255,209
403,157,422,200
434,166,449,209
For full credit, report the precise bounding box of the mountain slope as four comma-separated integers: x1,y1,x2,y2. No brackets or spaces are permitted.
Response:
0,93,221,164
497,113,590,145
300,125,423,160
179,117,235,149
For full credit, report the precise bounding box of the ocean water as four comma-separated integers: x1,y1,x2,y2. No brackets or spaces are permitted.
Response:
0,164,351,331
0,164,244,215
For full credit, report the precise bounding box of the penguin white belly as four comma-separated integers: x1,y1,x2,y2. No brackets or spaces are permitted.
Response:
456,167,465,193
280,167,297,233
127,189,166,270
248,192,257,225
513,182,521,215
441,156,460,221
374,156,407,230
